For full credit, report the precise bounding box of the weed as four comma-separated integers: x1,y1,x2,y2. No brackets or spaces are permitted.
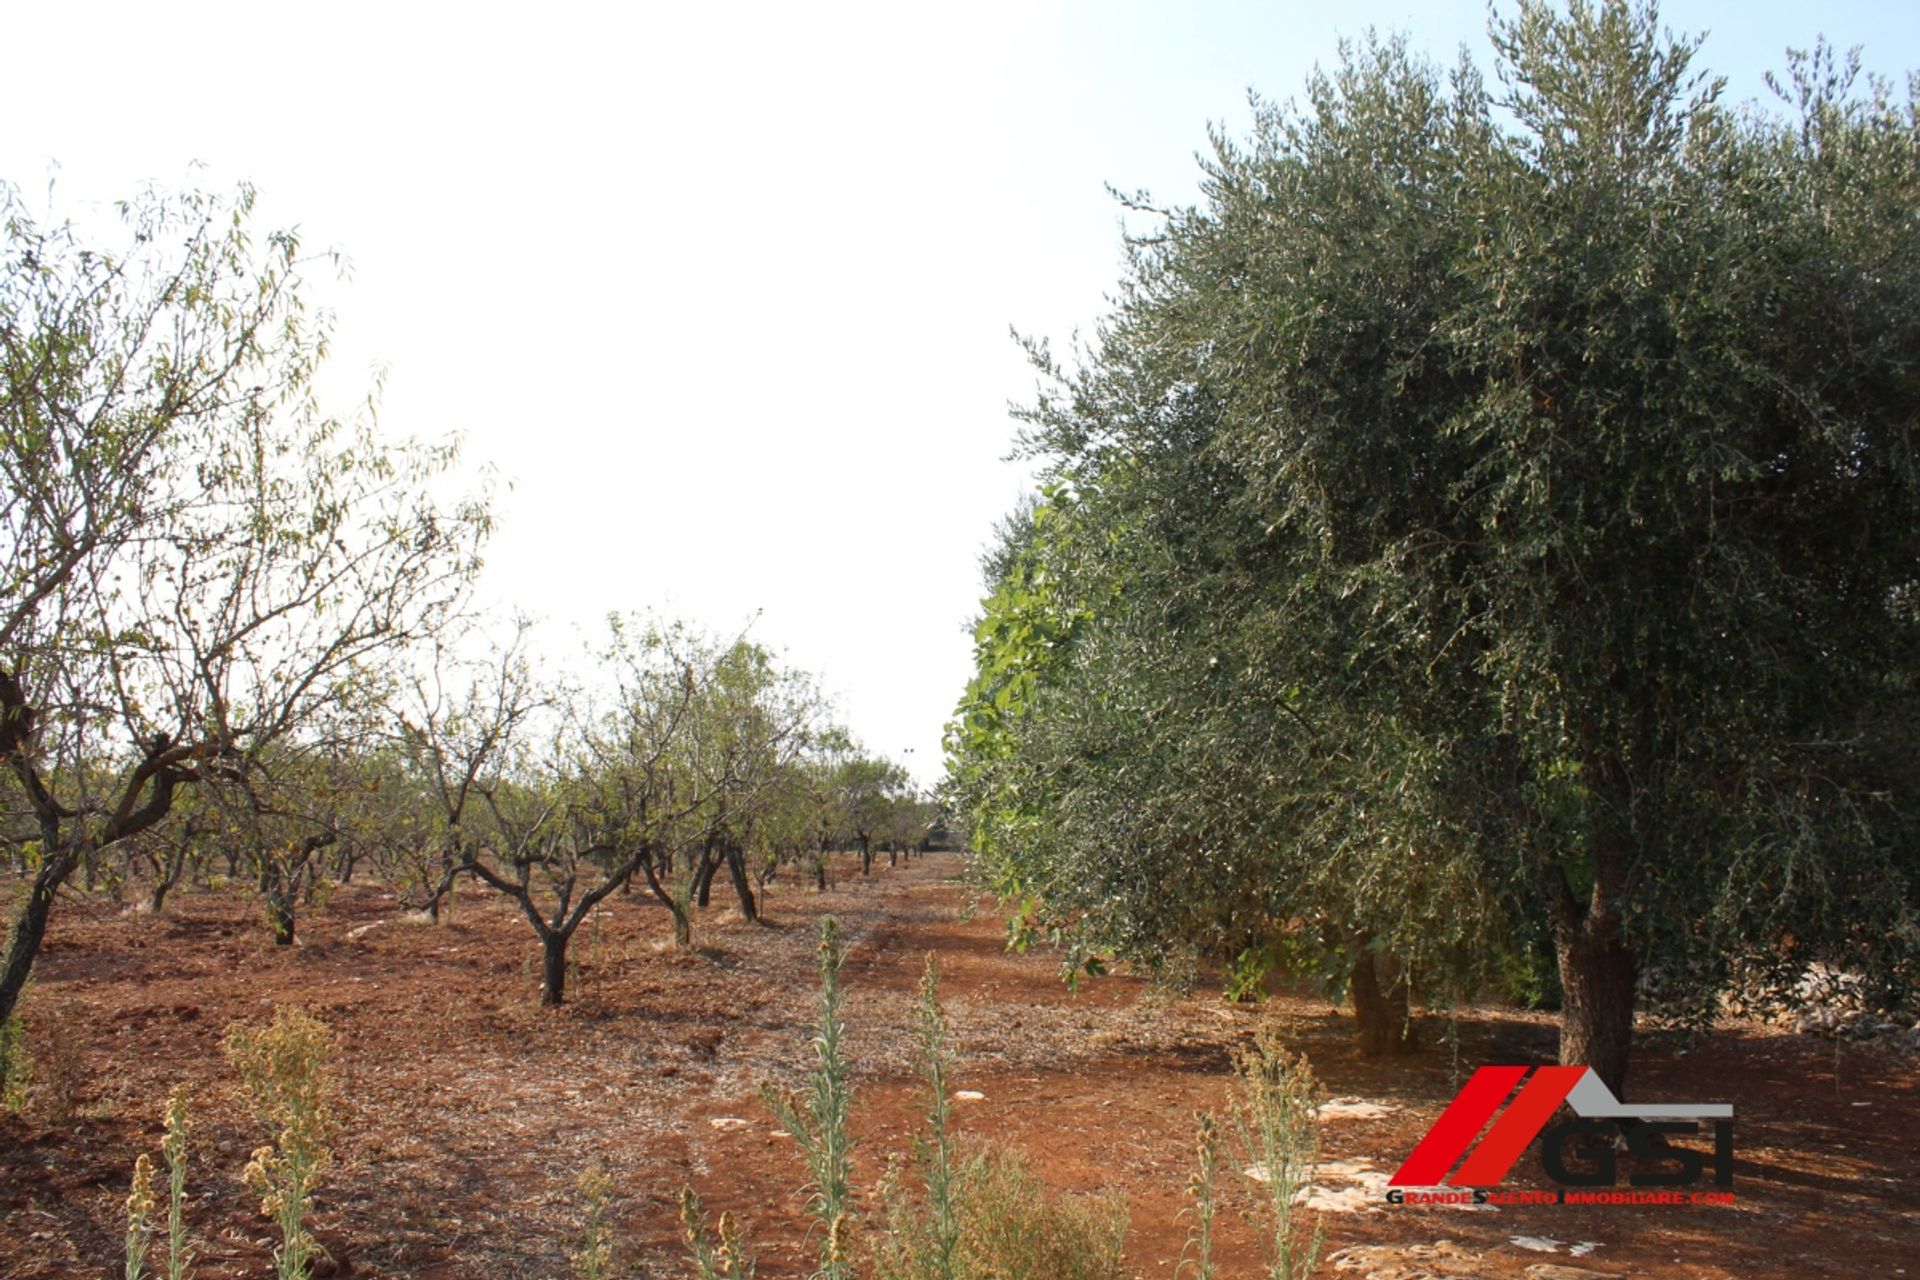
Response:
759,916,854,1280
125,1153,156,1280
28,1009,85,1124
572,1165,615,1280
909,956,959,1279
2,999,85,1123
869,956,960,1280
1228,1027,1323,1280
681,1187,755,1280
870,955,1129,1280
226,1008,335,1280
945,1145,1129,1280
0,1009,26,1111
1178,1112,1222,1280
162,1087,194,1280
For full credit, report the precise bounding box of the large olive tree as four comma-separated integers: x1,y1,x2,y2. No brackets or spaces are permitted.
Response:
951,1,1920,1093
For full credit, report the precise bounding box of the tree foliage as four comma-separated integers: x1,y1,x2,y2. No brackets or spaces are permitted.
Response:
949,0,1920,1087
0,178,491,1042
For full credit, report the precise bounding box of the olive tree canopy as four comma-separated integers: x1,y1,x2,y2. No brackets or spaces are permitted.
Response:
949,1,1920,1093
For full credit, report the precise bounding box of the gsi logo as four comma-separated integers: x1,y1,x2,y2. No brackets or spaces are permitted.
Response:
1390,1066,1734,1190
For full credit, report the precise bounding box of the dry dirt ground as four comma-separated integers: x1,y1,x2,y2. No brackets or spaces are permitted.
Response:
1,855,1915,1279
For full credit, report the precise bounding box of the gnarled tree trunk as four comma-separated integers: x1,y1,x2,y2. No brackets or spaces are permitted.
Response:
1552,825,1637,1100
693,843,720,908
0,847,79,1068
1555,905,1636,1099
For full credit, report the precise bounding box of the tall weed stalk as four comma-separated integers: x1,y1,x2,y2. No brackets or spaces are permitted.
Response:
162,1087,194,1280
226,1008,335,1280
124,1154,156,1280
910,956,958,1280
1179,1112,1222,1280
1229,1027,1323,1280
758,916,854,1280
573,1166,614,1280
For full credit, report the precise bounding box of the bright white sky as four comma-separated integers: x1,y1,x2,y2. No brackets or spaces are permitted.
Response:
8,1,1918,788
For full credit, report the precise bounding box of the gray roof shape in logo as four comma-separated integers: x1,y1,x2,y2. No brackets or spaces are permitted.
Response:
1566,1070,1733,1120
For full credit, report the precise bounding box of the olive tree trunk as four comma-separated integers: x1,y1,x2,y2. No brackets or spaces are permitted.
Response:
1552,834,1637,1099
1351,951,1417,1056
1555,908,1636,1099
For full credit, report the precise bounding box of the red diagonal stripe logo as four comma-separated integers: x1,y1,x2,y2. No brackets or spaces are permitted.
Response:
1450,1065,1586,1186
1388,1065,1527,1186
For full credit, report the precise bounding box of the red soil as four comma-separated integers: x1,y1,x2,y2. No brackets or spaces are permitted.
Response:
0,856,1913,1278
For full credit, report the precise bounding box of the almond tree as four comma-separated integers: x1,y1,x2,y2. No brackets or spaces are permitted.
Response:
394,622,545,919
883,789,937,867
674,638,828,922
0,180,489,1049
847,755,913,877
462,617,711,1003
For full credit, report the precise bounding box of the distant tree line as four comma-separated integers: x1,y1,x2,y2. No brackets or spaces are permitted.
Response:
0,176,934,1070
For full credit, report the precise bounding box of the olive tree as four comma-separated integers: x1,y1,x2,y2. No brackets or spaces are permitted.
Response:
951,1,1920,1092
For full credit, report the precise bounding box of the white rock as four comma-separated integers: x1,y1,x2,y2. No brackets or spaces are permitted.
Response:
1318,1158,1379,1179
1301,1184,1382,1213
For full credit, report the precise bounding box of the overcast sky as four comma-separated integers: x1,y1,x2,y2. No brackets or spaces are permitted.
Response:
8,1,1918,786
